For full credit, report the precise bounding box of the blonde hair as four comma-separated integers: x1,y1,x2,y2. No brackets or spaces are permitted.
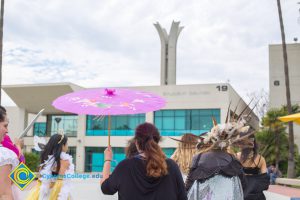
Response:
171,133,199,174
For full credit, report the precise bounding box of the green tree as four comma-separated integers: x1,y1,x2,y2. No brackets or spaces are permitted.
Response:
257,105,300,176
260,108,287,169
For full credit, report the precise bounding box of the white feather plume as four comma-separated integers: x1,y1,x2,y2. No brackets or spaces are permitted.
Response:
34,135,47,151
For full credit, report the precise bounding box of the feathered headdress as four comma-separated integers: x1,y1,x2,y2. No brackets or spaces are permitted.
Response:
196,99,258,151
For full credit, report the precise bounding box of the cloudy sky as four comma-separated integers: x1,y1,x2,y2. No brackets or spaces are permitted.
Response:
2,0,300,106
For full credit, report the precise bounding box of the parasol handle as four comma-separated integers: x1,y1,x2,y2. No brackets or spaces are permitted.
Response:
108,115,111,146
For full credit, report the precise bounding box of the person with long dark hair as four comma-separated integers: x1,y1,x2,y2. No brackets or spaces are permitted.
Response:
26,133,75,200
100,122,187,200
0,106,21,200
236,134,269,200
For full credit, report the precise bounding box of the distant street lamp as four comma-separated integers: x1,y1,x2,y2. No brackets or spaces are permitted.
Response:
54,117,62,133
298,2,300,25
0,0,5,104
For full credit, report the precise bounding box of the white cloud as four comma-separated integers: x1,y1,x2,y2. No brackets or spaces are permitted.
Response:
2,0,300,106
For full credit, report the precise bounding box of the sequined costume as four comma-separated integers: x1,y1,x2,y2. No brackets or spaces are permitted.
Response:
186,151,245,200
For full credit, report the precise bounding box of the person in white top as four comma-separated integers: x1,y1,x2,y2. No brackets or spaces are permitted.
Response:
0,106,20,200
26,133,74,200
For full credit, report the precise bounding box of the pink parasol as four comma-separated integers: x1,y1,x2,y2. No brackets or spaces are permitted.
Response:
52,88,166,145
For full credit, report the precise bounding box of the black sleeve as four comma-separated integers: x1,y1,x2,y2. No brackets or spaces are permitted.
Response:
169,159,187,200
101,160,125,195
185,154,200,192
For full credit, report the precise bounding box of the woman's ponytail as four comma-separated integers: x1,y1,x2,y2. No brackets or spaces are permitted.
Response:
144,139,168,177
135,123,168,178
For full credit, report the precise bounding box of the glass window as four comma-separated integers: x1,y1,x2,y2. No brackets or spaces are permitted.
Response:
175,110,185,117
163,110,174,117
163,148,176,158
175,116,185,130
191,115,200,130
163,117,174,130
86,114,145,136
33,122,46,136
68,147,76,167
154,111,162,117
85,147,126,172
154,109,220,136
46,115,78,137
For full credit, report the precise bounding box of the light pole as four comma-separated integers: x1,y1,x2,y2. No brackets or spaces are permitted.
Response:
54,117,62,133
298,2,300,25
0,0,4,104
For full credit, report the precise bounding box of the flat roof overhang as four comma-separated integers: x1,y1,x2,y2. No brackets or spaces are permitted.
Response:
3,83,83,114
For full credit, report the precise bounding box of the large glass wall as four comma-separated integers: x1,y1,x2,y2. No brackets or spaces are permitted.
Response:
85,147,176,172
154,109,220,136
86,114,145,136
46,115,78,137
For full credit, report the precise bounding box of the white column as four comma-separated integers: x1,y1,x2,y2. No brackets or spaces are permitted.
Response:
76,115,86,172
145,112,154,123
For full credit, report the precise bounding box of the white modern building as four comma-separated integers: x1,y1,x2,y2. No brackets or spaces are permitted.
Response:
4,83,258,172
269,43,300,147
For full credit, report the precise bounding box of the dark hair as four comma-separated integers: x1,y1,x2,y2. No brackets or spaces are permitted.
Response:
125,138,138,158
240,134,258,163
40,134,68,174
134,122,167,178
0,105,7,122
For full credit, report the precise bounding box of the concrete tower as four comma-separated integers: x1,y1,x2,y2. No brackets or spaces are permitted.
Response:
154,21,184,85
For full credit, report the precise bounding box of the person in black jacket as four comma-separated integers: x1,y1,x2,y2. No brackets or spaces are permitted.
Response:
100,122,187,200
236,134,269,200
185,117,250,200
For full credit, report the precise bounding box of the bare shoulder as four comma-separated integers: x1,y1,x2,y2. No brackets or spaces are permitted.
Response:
257,154,266,165
60,159,70,168
0,165,12,180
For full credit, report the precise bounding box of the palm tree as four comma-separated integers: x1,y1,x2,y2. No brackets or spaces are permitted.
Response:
276,0,295,178
0,0,4,104
261,108,287,169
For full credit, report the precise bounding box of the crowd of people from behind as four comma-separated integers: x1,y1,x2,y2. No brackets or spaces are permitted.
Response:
0,103,285,200
99,114,272,200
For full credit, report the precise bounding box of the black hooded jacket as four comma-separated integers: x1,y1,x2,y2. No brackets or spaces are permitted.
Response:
101,155,187,200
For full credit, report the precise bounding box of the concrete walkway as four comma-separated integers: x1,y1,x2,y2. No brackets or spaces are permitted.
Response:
21,180,300,200
265,185,300,200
